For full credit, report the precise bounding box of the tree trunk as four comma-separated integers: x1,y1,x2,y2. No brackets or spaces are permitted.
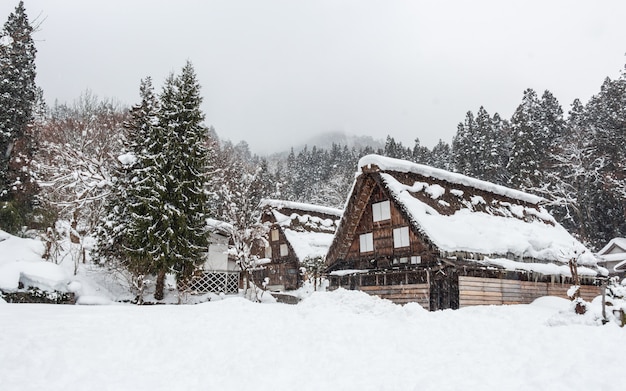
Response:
154,270,166,300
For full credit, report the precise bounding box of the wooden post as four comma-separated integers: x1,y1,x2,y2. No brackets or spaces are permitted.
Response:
601,278,607,324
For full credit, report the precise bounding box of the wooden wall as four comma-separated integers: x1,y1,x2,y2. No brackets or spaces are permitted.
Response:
331,274,601,311
360,284,430,310
458,276,601,307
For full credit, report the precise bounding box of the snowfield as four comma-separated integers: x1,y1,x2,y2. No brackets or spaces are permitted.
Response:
1,290,624,391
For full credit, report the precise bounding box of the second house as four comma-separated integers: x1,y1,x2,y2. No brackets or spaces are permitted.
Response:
252,199,342,291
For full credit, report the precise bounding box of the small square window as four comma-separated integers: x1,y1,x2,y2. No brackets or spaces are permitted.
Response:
410,256,421,264
359,233,374,253
280,243,289,257
372,201,391,222
393,227,410,248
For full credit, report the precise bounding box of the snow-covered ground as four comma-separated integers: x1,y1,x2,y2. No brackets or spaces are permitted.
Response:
1,290,624,391
1,229,625,390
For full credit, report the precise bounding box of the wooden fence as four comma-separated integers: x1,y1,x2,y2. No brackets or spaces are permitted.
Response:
181,271,240,294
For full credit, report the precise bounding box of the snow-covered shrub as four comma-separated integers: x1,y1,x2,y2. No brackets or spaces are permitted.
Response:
1,286,75,304
567,285,588,315
603,277,626,327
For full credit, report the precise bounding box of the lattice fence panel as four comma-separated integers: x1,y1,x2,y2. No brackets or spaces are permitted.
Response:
185,271,239,294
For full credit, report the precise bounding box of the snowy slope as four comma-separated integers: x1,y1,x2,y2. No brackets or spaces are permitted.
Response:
0,290,624,391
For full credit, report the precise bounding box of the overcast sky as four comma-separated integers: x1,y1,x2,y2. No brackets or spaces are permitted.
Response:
2,1,626,154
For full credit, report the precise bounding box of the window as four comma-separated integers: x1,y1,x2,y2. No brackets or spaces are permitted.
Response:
410,256,421,265
264,246,272,259
271,229,279,242
280,243,289,257
359,233,374,253
372,200,391,222
393,227,410,248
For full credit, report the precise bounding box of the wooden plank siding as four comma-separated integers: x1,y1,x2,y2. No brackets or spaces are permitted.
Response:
345,182,434,268
360,284,430,309
458,276,601,307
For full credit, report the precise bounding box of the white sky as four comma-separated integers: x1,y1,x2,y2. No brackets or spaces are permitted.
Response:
2,0,626,154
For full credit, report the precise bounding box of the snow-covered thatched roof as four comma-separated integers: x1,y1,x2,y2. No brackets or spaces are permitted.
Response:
260,199,343,261
597,238,626,272
359,154,543,205
259,199,343,219
378,170,593,264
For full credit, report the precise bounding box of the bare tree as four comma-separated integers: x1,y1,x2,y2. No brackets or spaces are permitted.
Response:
35,91,128,270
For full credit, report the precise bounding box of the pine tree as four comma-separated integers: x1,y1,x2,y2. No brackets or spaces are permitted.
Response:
96,77,158,279
412,137,431,165
452,111,478,176
475,108,510,184
0,1,39,231
538,90,566,147
150,61,211,299
430,139,452,170
581,75,626,246
383,135,411,161
507,89,542,189
116,63,212,300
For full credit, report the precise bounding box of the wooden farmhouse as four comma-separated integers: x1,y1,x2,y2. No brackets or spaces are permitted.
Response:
252,199,342,291
325,154,602,310
181,219,240,294
597,238,626,277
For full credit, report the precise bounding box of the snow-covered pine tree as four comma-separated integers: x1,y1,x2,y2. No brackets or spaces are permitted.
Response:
114,64,213,301
412,137,432,165
538,90,566,147
383,135,412,161
488,113,512,185
507,88,542,190
508,89,565,192
430,139,452,171
580,75,626,246
473,106,492,180
152,61,211,299
451,111,478,176
0,1,39,231
96,77,159,283
121,78,172,298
